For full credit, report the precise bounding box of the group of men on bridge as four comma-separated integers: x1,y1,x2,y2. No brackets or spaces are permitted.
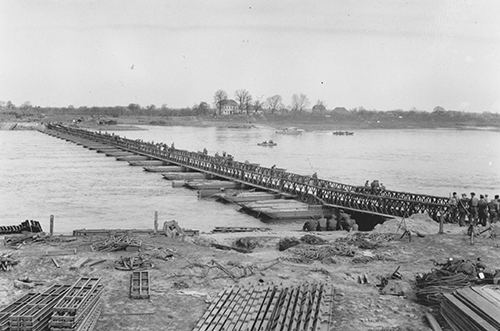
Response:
448,192,499,226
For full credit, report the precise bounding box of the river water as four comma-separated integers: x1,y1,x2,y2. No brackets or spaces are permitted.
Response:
1,126,499,233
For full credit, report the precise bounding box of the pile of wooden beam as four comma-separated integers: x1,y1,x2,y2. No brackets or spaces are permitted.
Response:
129,271,150,299
0,220,43,235
193,283,334,331
0,284,70,331
440,286,500,330
49,277,103,331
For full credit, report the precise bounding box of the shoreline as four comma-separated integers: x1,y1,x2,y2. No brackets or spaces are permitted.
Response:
3,117,500,132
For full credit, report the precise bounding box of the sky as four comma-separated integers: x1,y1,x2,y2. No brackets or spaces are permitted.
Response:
1,0,499,112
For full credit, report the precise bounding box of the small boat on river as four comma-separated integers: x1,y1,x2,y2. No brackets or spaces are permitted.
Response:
332,131,354,136
275,127,303,135
257,140,277,147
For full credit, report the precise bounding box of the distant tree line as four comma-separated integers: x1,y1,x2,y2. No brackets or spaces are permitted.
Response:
1,96,500,127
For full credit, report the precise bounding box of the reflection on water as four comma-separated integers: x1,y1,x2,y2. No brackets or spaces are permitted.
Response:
0,127,499,233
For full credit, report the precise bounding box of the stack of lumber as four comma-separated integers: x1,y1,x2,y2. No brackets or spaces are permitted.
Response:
193,283,334,331
440,286,500,331
1,284,70,331
49,277,103,331
0,220,43,234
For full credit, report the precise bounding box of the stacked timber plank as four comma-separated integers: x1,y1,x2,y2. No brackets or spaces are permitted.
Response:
129,271,150,299
0,293,38,331
0,220,43,235
440,286,500,331
193,283,334,331
49,277,103,331
0,285,70,331
240,199,325,220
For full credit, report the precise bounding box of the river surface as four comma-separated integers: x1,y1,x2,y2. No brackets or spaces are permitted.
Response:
1,126,499,233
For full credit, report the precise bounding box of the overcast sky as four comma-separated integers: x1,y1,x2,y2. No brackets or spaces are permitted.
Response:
1,0,499,112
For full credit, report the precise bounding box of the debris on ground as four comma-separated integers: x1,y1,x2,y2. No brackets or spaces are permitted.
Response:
278,237,300,251
143,247,174,261
212,226,271,233
351,252,394,264
300,234,328,245
373,212,438,235
335,232,395,249
415,258,488,306
0,253,19,271
0,219,43,234
91,234,142,252
286,243,356,263
163,220,185,240
233,237,260,251
210,242,251,254
114,255,153,271
441,286,500,330
4,232,46,247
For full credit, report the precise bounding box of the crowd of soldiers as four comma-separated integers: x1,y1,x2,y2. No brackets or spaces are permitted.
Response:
364,180,386,194
448,192,500,226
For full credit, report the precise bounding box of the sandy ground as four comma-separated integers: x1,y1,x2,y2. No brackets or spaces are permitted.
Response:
1,222,499,331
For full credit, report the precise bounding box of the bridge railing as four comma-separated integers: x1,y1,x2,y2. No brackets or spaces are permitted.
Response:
47,124,450,220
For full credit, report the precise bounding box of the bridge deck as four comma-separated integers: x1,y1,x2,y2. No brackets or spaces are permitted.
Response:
43,125,450,221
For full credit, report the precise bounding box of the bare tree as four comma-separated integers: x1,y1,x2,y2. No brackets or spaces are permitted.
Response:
253,99,263,113
213,90,228,115
312,100,326,113
291,94,310,112
266,95,283,114
235,89,252,114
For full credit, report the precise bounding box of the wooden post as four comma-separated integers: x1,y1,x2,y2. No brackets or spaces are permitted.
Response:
154,211,158,234
470,225,475,245
438,215,444,234
49,215,54,236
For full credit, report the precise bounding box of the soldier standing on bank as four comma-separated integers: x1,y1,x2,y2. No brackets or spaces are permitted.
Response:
458,193,469,227
448,192,459,223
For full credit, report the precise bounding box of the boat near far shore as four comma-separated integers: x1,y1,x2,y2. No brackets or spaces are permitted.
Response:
275,127,304,135
332,131,354,136
257,140,277,147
